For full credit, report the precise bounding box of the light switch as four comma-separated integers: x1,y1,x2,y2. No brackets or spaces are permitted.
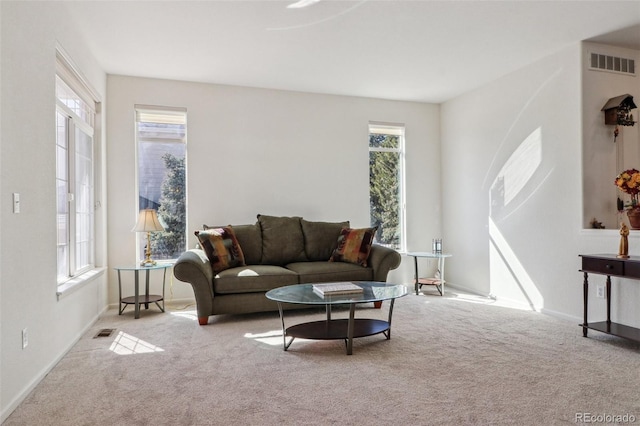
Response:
13,193,20,213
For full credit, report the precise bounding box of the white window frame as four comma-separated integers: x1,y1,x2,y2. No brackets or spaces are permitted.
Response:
134,105,188,263
368,122,406,252
55,50,99,287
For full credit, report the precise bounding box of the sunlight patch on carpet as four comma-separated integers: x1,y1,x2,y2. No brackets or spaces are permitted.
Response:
244,330,284,346
244,329,313,347
447,292,533,311
169,309,198,321
109,331,165,355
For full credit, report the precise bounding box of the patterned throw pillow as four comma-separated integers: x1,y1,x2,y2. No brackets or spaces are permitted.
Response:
329,227,378,267
195,227,246,273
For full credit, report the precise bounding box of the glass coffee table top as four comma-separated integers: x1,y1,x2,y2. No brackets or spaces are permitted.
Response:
266,281,407,305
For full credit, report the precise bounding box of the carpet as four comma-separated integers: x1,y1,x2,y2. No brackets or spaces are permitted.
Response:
4,289,640,425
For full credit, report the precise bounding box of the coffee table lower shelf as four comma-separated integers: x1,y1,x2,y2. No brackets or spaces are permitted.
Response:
581,321,640,342
284,318,391,355
287,318,390,340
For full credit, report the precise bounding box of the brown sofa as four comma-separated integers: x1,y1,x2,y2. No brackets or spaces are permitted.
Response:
173,215,402,325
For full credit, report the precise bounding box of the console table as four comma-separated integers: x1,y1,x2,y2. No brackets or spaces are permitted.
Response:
580,254,640,342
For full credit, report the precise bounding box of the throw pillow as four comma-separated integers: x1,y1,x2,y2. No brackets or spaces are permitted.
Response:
195,227,246,273
204,223,262,265
329,226,378,267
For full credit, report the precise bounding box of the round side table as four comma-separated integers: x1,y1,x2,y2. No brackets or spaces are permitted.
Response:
114,264,171,318
406,252,452,296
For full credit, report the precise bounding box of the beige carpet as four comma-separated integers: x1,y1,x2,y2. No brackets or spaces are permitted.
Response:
4,289,640,426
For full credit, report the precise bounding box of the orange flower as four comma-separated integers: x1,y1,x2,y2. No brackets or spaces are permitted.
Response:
616,169,640,210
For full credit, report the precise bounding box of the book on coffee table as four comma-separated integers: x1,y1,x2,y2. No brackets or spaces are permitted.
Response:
312,282,363,297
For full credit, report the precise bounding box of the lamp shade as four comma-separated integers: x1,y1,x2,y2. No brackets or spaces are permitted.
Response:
132,209,165,233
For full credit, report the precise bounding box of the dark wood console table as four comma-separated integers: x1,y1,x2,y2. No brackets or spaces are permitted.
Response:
580,254,640,342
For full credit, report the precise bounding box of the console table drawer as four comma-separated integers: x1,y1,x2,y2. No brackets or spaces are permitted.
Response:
581,257,624,275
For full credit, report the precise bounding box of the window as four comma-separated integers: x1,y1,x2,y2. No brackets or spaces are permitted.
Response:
369,123,405,251
135,106,187,262
56,68,96,284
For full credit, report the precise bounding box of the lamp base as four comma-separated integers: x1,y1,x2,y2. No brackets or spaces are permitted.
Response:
141,231,157,266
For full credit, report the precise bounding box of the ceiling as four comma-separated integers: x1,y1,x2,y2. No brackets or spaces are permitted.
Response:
63,0,640,104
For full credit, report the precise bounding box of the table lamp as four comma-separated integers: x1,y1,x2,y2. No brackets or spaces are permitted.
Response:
132,209,165,266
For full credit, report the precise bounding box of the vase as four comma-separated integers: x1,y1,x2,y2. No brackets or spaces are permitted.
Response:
627,207,640,230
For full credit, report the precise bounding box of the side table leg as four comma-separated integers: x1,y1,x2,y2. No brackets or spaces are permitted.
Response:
134,270,140,319
159,267,166,312
414,256,419,295
438,257,446,296
144,270,150,310
582,272,588,337
118,270,125,315
606,275,612,330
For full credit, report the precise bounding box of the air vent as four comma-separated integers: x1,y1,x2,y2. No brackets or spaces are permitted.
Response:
94,328,115,338
589,52,636,75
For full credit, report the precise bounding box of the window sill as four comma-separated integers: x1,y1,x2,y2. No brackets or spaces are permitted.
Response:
57,267,106,300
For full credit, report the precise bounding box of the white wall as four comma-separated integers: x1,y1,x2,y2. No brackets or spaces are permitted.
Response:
582,42,640,229
106,75,441,303
442,42,640,327
0,2,107,421
442,45,583,315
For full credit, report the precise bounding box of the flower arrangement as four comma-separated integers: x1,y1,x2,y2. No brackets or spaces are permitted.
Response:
615,168,640,211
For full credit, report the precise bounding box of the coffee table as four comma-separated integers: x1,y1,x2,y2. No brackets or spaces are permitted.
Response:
265,281,407,355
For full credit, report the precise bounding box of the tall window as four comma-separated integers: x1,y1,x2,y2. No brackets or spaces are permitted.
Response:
56,67,96,284
135,106,187,262
369,122,405,251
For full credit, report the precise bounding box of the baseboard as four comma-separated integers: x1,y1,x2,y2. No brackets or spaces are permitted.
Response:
540,307,581,324
445,282,493,298
1,305,109,423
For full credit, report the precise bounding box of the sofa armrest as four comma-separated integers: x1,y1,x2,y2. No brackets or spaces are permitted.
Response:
368,244,402,282
173,249,215,324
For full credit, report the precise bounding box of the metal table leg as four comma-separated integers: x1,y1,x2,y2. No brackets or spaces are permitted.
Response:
437,256,445,296
346,303,356,355
144,269,151,309
277,302,294,351
118,270,125,315
413,256,419,295
134,270,140,319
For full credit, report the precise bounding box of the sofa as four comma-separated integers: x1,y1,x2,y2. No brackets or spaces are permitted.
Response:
173,214,402,325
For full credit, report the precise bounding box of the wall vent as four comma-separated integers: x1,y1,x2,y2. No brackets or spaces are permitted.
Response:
589,52,636,76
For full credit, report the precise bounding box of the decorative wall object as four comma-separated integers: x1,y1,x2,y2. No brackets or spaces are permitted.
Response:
602,94,637,142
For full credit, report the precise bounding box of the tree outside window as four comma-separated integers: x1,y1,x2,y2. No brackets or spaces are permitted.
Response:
136,107,187,262
369,124,405,251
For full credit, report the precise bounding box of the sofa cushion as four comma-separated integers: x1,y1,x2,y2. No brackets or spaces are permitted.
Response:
205,223,262,265
300,219,350,261
195,227,245,273
329,226,378,267
287,261,373,283
214,265,299,294
257,214,308,265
